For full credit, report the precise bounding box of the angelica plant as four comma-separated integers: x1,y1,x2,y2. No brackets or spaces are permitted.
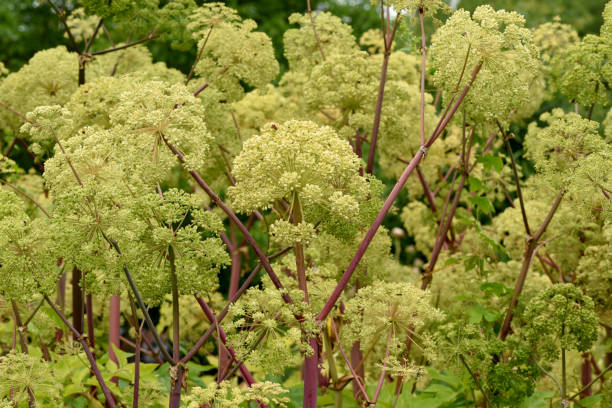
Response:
429,5,539,126
1,2,612,408
0,47,78,134
523,284,599,404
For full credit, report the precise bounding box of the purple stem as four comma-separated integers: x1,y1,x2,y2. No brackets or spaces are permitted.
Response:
44,296,117,407
317,61,483,322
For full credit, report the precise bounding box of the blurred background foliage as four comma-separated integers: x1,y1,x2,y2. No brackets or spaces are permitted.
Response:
1,0,607,74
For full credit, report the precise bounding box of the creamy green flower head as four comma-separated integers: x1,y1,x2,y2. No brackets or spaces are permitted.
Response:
229,119,370,213
185,381,289,408
0,62,7,77
566,149,612,220
532,17,579,65
270,220,317,247
89,45,185,83
224,286,315,375
526,109,603,172
523,284,598,362
0,191,56,301
552,35,609,107
0,46,77,134
305,51,379,114
232,85,294,139
230,120,382,240
19,105,73,158
0,154,21,177
158,0,198,51
284,12,357,72
375,0,449,15
108,80,212,176
0,351,60,405
43,127,123,198
65,7,99,44
188,3,278,102
343,282,444,364
81,0,158,19
360,29,385,55
128,188,229,301
187,1,241,34
429,5,539,126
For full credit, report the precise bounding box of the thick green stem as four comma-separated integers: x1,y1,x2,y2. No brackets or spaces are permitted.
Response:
323,330,342,408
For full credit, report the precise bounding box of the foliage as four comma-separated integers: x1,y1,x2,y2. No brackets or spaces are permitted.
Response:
0,1,611,408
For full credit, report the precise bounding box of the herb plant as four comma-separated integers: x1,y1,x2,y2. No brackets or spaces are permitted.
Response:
0,1,610,407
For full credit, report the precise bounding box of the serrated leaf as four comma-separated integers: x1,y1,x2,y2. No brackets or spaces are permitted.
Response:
41,305,64,329
466,305,499,324
575,394,603,407
110,343,129,368
468,195,494,214
477,153,504,173
468,176,489,193
518,390,555,408
480,281,510,297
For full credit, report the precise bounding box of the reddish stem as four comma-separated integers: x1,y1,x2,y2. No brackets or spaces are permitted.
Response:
194,296,257,386
44,296,117,407
499,190,564,340
180,247,291,364
330,319,370,403
421,171,466,290
370,327,393,407
366,13,401,174
161,135,297,310
90,29,158,56
86,293,95,349
318,149,426,321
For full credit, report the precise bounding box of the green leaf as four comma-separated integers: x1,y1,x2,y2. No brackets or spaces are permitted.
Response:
468,176,489,193
468,195,494,215
110,344,129,368
480,281,510,297
466,305,499,324
575,394,603,407
477,153,504,173
445,256,462,266
41,305,64,329
463,255,484,273
518,390,555,408
62,383,85,397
